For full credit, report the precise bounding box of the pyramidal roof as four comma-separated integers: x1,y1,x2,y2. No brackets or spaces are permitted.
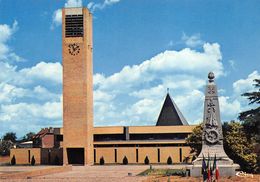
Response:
156,93,188,126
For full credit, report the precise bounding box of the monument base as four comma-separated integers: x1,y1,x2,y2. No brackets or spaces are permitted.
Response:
187,164,240,177
188,155,240,177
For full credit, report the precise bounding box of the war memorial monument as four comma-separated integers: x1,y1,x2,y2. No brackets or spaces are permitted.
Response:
189,72,240,176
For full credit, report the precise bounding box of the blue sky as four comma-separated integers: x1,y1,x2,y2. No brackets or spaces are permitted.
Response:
0,0,259,137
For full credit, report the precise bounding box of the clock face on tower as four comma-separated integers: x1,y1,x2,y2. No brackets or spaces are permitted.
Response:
68,43,80,56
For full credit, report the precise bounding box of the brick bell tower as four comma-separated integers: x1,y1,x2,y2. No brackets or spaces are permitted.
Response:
62,7,93,165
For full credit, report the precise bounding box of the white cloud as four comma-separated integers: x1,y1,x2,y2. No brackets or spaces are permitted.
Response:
233,70,260,95
0,21,23,62
0,100,62,137
219,96,241,120
94,90,115,102
175,90,205,124
1,21,258,138
96,43,223,93
130,85,165,99
0,61,62,137
216,70,260,122
93,42,224,126
0,61,62,87
0,20,17,43
0,83,60,104
88,0,121,12
51,9,62,29
182,33,204,48
0,101,61,121
0,83,27,103
0,21,63,137
65,0,82,8
228,60,236,70
19,61,62,85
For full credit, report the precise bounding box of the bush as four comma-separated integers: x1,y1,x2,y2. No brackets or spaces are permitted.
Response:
138,169,186,177
0,140,13,156
123,156,128,165
223,121,259,173
11,155,16,165
192,155,196,161
165,169,186,177
167,156,172,165
31,155,35,166
144,156,149,165
100,156,105,165
54,155,60,165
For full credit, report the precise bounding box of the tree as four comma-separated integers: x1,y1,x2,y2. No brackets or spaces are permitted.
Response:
22,132,35,141
0,140,13,156
185,124,203,155
3,132,17,143
239,79,260,142
223,121,258,173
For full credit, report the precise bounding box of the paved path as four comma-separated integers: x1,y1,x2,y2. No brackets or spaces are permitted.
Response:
0,166,54,175
0,165,189,182
35,165,148,182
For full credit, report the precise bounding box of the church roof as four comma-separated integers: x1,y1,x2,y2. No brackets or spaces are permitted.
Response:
156,93,188,126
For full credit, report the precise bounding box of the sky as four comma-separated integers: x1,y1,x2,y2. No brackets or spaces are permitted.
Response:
0,0,259,138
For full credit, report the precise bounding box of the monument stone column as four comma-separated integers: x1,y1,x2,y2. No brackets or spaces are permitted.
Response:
190,72,239,176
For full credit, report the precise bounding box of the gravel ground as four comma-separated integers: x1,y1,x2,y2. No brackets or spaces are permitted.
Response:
145,174,260,182
1,165,259,182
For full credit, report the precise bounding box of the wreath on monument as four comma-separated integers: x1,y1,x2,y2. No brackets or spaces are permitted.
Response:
205,128,219,144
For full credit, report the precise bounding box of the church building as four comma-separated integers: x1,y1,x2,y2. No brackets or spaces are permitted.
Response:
10,7,195,165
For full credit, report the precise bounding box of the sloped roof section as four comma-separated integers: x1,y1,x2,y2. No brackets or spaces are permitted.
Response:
156,93,188,126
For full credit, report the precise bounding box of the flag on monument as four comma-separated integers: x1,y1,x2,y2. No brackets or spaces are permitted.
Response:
206,153,210,181
212,154,217,180
216,165,220,181
207,161,211,182
210,161,213,181
213,154,216,171
202,154,207,181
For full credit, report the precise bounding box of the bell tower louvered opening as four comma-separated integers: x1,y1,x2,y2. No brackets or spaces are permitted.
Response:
65,14,84,37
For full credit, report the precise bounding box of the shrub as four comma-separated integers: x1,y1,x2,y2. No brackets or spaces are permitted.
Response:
31,155,35,165
167,156,172,165
11,155,16,165
123,156,128,165
144,156,149,165
0,140,13,156
165,169,186,177
100,156,105,165
192,155,196,161
138,169,186,177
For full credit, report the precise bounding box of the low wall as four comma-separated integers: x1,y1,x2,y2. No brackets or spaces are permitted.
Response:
10,148,41,165
95,146,192,165
10,148,63,165
0,156,10,164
